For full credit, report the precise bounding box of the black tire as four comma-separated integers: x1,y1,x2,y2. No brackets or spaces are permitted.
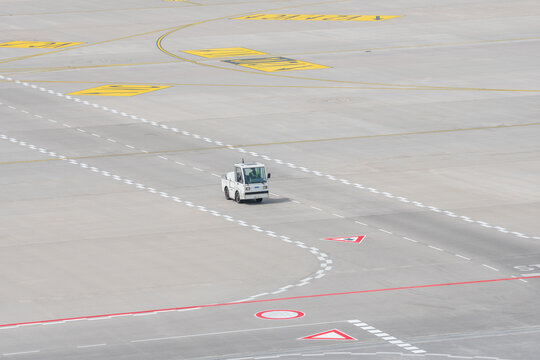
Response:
224,187,230,200
255,198,263,203
235,191,241,203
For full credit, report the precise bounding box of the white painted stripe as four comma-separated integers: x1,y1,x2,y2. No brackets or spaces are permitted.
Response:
455,254,471,260
3,350,40,356
428,245,444,251
310,206,322,211
403,237,417,243
482,264,499,271
77,344,107,348
378,229,392,234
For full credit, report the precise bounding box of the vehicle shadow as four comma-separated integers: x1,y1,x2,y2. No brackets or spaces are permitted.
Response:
244,197,291,205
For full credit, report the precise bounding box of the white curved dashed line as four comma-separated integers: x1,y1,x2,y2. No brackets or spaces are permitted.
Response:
0,103,528,281
3,75,535,241
0,133,334,323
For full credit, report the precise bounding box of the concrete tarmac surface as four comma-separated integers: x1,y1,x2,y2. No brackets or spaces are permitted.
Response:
1,0,539,359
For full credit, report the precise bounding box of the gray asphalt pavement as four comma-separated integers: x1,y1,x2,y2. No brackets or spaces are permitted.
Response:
1,0,539,359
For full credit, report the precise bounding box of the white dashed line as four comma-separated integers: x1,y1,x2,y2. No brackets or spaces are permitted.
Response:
1,83,533,286
310,206,322,211
428,245,444,252
482,264,499,271
378,229,392,235
1,132,334,317
77,344,107,349
455,254,471,260
403,237,418,243
3,350,40,356
348,319,426,354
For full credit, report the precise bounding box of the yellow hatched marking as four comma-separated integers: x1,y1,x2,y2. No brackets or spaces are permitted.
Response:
68,84,170,96
234,14,400,21
183,47,267,58
0,41,84,49
222,57,328,72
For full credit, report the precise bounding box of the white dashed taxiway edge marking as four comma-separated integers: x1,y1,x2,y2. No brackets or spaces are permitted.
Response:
0,84,529,282
0,103,527,282
0,132,333,327
5,75,536,241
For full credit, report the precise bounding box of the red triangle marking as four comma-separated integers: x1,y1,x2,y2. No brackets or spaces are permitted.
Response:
324,235,366,243
300,329,356,340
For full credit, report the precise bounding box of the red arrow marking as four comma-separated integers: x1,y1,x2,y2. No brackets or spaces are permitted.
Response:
324,235,366,243
301,329,356,340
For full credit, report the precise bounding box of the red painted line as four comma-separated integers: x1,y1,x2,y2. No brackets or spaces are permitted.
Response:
1,275,538,329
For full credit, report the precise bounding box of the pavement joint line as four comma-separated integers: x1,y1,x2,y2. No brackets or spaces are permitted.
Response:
5,74,536,243
0,132,335,321
140,320,348,343
0,101,529,281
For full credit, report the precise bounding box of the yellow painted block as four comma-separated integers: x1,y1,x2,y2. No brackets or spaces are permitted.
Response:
0,41,84,49
234,14,400,21
222,57,328,72
68,85,170,97
183,47,267,58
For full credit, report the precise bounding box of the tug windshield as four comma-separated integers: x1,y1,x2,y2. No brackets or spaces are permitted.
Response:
243,167,266,184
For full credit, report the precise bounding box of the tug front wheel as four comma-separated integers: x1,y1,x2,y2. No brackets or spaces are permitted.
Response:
235,191,241,203
224,187,230,200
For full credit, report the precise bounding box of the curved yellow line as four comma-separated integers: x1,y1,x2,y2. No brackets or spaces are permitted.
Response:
156,15,540,92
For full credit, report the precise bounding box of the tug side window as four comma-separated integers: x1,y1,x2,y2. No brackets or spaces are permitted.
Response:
235,167,243,183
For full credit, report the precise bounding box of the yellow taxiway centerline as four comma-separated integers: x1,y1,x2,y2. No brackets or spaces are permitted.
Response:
2,122,538,166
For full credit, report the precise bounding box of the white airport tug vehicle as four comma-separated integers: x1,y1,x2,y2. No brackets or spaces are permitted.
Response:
222,161,270,203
